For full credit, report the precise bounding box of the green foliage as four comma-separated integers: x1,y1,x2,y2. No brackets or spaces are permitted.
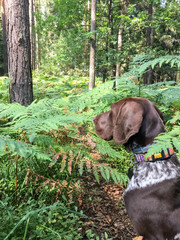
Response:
0,200,86,240
0,54,180,239
0,77,11,103
35,0,180,77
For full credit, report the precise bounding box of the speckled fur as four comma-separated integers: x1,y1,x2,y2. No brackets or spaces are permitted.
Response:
124,158,180,195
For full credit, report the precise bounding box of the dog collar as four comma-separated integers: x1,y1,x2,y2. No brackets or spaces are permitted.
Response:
134,148,174,163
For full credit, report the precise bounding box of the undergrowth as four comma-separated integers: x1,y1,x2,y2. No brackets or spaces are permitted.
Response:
0,54,179,239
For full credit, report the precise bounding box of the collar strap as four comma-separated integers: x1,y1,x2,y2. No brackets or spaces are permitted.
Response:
134,148,174,163
132,143,154,154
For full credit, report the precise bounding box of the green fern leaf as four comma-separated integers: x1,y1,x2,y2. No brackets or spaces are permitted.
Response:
93,167,100,183
110,169,118,183
172,138,180,152
100,165,108,181
79,162,84,176
104,165,110,181
0,137,5,151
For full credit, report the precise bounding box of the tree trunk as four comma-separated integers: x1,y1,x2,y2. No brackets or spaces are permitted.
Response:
144,3,155,85
116,0,127,77
1,0,8,74
89,0,96,90
108,0,115,79
84,0,90,68
116,26,123,77
35,0,41,71
30,0,35,70
5,0,33,106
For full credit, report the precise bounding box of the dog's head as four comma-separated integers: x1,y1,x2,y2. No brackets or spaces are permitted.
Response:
93,97,165,149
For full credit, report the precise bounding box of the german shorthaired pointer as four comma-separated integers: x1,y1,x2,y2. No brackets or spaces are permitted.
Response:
93,97,180,240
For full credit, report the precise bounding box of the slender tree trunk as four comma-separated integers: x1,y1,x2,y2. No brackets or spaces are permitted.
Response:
5,0,33,106
102,38,108,83
144,3,155,84
116,0,127,77
116,26,123,77
84,0,90,68
108,0,115,79
89,0,96,90
1,0,8,74
176,71,180,82
35,0,41,71
30,0,35,70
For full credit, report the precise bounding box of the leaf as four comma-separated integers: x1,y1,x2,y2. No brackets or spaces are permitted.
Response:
78,161,84,176
99,165,108,181
7,140,16,152
93,167,100,183
0,137,5,152
110,169,118,183
172,138,180,152
29,134,36,143
104,165,110,181
68,159,72,175
60,155,67,173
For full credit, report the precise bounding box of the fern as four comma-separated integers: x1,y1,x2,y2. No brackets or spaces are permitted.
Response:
146,129,180,158
0,135,51,160
0,55,179,192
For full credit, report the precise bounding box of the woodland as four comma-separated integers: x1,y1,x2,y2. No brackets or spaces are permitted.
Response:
0,0,180,239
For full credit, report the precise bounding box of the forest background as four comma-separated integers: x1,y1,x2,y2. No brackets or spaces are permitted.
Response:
0,0,180,239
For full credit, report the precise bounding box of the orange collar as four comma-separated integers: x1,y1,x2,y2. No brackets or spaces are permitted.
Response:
134,148,174,163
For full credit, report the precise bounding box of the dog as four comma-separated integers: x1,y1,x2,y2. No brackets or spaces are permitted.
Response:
93,97,180,240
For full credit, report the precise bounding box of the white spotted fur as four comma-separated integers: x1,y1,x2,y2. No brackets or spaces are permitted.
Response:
124,160,180,195
174,233,180,240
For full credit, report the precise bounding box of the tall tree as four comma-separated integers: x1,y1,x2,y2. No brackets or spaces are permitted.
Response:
116,0,127,77
4,0,33,106
144,2,155,84
84,0,90,67
108,0,116,79
30,0,35,70
89,0,96,90
1,0,8,74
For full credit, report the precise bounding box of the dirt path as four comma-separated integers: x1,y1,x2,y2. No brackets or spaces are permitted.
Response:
81,175,136,239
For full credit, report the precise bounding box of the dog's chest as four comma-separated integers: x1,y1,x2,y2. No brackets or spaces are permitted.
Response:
124,160,180,194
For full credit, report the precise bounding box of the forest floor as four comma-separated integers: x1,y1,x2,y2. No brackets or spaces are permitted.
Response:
80,174,137,240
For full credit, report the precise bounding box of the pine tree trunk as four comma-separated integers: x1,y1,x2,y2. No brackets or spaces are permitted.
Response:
89,0,96,90
108,0,115,79
30,0,35,70
116,0,127,78
1,0,8,74
144,3,155,85
116,27,123,77
5,0,33,106
35,0,41,71
84,0,90,68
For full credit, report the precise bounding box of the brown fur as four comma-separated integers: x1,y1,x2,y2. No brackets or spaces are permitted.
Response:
93,97,180,240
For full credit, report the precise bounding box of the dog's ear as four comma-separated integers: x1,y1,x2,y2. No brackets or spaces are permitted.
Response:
111,100,143,145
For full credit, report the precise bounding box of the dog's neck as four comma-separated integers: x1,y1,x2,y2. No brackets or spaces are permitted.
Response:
131,141,154,154
131,141,173,163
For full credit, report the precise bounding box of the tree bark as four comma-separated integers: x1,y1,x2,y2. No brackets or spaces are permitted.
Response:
144,3,155,84
108,0,115,79
35,0,41,72
5,0,33,106
84,0,90,68
89,0,96,90
1,0,8,74
115,0,127,77
116,26,123,77
30,0,35,70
